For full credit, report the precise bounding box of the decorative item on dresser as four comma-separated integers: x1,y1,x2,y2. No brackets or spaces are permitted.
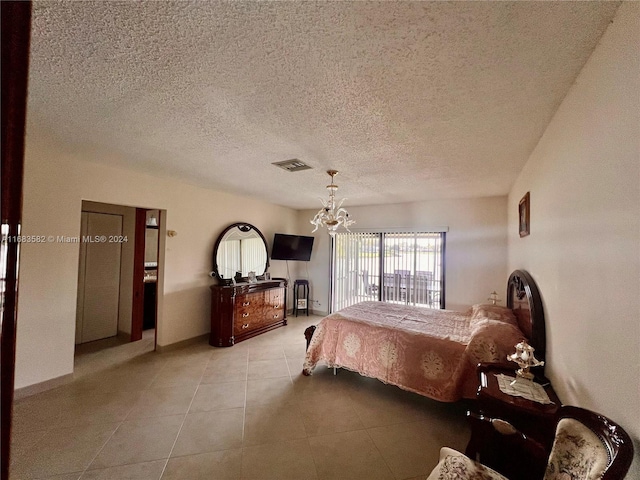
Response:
209,222,287,346
506,340,544,382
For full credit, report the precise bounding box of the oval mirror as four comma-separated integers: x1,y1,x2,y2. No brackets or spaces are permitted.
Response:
212,223,269,281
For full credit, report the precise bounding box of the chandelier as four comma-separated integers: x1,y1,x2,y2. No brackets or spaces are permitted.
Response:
310,170,355,236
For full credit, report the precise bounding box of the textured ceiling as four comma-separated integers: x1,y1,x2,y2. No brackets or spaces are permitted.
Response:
27,1,620,209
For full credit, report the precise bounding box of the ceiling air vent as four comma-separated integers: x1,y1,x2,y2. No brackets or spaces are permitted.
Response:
272,159,312,172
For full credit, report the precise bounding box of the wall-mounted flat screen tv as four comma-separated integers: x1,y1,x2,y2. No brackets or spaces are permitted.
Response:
271,234,314,261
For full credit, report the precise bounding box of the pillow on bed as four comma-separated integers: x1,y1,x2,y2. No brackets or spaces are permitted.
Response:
468,319,526,365
470,304,518,328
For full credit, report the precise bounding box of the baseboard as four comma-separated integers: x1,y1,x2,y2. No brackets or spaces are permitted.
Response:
14,373,74,400
117,330,131,341
155,333,209,353
287,309,327,317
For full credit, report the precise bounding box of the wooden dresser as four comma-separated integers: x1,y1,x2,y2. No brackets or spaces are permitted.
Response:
209,279,287,346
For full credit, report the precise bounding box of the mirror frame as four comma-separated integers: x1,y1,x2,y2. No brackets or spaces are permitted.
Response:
212,223,270,283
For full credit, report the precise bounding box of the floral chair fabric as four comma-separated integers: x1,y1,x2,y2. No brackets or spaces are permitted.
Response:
426,406,631,480
426,447,509,480
543,418,609,480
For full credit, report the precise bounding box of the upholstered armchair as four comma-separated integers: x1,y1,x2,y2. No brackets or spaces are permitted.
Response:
427,406,633,480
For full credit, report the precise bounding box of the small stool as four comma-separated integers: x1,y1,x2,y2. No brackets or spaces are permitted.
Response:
293,279,309,317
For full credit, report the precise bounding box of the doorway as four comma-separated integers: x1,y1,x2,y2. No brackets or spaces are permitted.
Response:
75,211,123,344
74,201,163,364
142,209,159,336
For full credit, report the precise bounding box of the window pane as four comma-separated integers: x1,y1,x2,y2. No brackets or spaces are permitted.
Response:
331,231,444,311
332,233,380,311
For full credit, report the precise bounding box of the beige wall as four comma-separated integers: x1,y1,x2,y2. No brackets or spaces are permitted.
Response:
508,3,639,475
16,131,298,389
297,196,508,315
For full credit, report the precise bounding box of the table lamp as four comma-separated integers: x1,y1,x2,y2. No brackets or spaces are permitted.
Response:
507,340,544,382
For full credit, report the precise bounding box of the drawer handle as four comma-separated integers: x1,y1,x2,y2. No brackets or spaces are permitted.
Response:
242,301,250,306
242,313,249,318
242,323,249,329
273,314,279,319
274,304,280,308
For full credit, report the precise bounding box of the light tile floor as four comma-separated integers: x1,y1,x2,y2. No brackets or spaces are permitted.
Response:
11,315,471,480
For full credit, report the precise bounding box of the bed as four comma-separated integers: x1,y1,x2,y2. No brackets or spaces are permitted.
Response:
302,270,546,402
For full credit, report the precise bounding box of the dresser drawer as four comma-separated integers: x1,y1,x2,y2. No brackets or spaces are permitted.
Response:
264,307,284,323
234,292,266,334
264,288,284,326
265,287,285,309
234,292,263,315
234,315,267,335
235,306,283,335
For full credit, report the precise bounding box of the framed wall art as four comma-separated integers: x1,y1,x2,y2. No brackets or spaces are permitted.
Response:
519,192,530,237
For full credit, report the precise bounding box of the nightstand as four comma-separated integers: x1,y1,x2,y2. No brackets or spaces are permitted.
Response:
465,363,561,480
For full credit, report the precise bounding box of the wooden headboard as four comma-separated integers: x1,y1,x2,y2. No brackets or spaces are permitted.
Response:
506,270,546,371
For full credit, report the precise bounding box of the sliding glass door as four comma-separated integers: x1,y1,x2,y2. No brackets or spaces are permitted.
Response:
332,233,380,311
331,231,445,312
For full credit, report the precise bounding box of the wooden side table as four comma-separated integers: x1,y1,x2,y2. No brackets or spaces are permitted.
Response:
466,363,561,480
293,279,309,316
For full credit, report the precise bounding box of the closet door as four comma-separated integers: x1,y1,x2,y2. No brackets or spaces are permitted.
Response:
76,212,123,343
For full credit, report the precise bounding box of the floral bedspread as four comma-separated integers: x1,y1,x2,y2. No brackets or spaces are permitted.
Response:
303,301,526,401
